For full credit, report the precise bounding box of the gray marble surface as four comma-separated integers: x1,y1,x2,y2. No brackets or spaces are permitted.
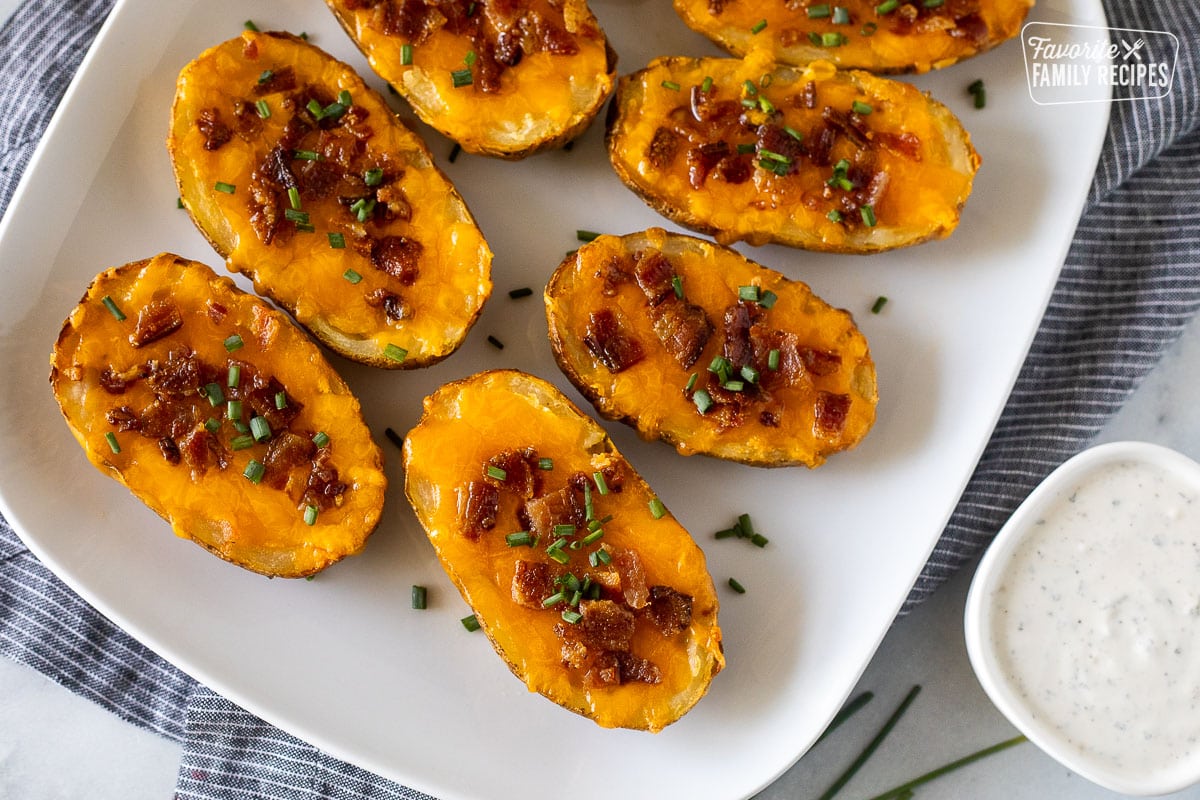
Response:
5,309,1200,800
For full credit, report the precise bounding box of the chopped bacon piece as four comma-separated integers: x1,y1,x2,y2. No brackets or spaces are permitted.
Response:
723,302,761,370
196,108,232,151
760,410,781,427
610,548,649,609
584,309,645,373
757,124,806,169
512,560,560,609
485,448,542,498
800,347,842,377
365,288,409,322
814,391,851,435
805,123,836,167
687,141,731,189
876,131,922,161
822,106,871,149
523,484,585,540
252,65,296,96
616,652,662,684
178,428,228,476
99,366,134,394
647,126,681,170
457,480,500,540
138,397,196,440
158,436,182,466
578,599,635,653
206,301,228,324
130,300,183,348
802,80,817,110
634,251,713,368
951,12,991,46
370,235,422,284
106,406,140,431
597,253,632,297
645,586,693,636
304,448,347,510
262,431,316,490
146,349,203,397
232,100,263,141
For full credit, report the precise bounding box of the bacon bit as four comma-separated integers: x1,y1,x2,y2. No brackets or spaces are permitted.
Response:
158,436,182,465
687,140,731,189
206,301,228,324
875,131,922,161
609,548,649,609
138,397,196,440
760,410,781,427
145,349,203,397
232,100,263,141
578,599,635,653
370,235,422,284
511,560,560,609
951,12,990,46
822,106,871,149
522,484,586,540
262,431,316,490
584,309,645,373
365,288,409,322
250,304,282,350
757,124,806,169
179,428,227,476
814,391,851,435
634,251,713,368
242,37,259,60
105,406,141,431
615,652,662,684
252,65,296,96
99,366,131,395
597,253,632,297
196,108,233,151
304,448,348,510
457,480,501,540
805,124,836,167
803,80,818,110
801,347,842,377
723,302,761,370
586,651,621,686
130,300,183,348
485,448,542,498
647,126,681,170
645,586,693,636
375,183,412,222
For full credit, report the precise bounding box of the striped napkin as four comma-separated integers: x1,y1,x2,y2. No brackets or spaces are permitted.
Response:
1,0,1197,796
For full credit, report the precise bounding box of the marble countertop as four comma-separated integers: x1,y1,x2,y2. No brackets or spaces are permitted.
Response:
5,310,1200,800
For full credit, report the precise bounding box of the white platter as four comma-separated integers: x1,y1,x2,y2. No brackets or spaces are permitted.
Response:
0,1,1108,798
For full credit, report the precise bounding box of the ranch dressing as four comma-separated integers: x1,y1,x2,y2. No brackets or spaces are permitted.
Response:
989,457,1200,779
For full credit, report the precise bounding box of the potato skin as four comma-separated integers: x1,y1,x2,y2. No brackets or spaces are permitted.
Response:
168,31,492,368
607,54,980,252
674,0,1034,74
49,253,386,578
403,369,724,731
323,0,617,159
546,229,877,468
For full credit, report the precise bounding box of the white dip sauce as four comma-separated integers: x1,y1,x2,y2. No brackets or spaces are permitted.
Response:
989,458,1200,778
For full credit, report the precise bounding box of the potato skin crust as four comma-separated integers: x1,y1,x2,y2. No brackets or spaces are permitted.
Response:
50,253,386,578
403,369,724,731
606,54,980,253
168,31,492,368
546,229,878,468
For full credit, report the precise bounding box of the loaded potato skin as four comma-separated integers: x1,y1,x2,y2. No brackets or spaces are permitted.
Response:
169,30,492,369
49,253,386,578
403,369,724,731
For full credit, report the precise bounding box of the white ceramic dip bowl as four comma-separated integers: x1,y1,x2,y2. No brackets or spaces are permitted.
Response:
965,441,1200,796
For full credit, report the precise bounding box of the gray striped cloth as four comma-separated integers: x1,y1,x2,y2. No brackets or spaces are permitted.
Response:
1,0,1197,796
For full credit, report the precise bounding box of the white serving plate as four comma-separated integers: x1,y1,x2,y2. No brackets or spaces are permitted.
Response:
0,1,1108,798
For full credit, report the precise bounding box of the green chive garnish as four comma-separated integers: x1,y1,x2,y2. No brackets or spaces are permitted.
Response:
832,6,850,24
968,78,986,108
923,0,945,6
596,549,612,565
751,18,767,33
593,471,609,495
328,232,346,249
204,417,221,434
303,505,318,526
249,416,271,442
287,186,302,210
258,69,274,84
741,365,760,383
411,585,428,609
485,465,507,481
384,427,404,450
814,685,922,800
553,523,575,538
461,614,481,632
822,31,846,46
759,289,778,308
214,181,236,194
224,334,244,352
101,295,126,321
244,19,259,31
537,457,554,470
547,548,570,565
815,690,875,745
274,391,287,409
542,591,566,608
827,209,843,223
284,208,310,225
451,68,472,88
768,349,781,370
487,335,504,350
684,372,698,393
176,197,184,209
506,531,535,547
648,498,667,519
338,90,352,107
227,364,241,388
203,382,226,407
243,459,265,484
852,100,874,115
226,399,243,421
693,389,713,414
400,43,413,65
342,268,361,283
672,274,684,299
231,433,255,451
876,0,899,12
561,609,582,624
384,343,407,363
807,4,831,17
312,431,330,447
364,168,384,186
861,204,877,227
701,76,714,92
104,432,120,454
738,285,761,302
293,149,322,161
872,295,888,314
448,143,462,163
742,79,757,97
255,99,270,119
509,287,533,299
861,21,878,35
728,577,746,594
861,736,1027,800
576,229,601,242
661,80,681,91
464,50,477,67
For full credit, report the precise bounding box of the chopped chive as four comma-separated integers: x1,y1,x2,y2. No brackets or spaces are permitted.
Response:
593,471,609,495
553,523,576,538
741,365,760,383
715,527,739,540
243,459,265,484
861,204,877,227
852,100,874,115
204,417,221,434
176,197,184,209
751,18,767,33
822,31,847,46
816,690,875,745
871,295,888,314
312,431,330,448
576,229,601,242
862,736,1027,800
661,80,681,91
582,530,604,545
224,333,244,352
232,420,250,434
306,98,323,118
244,19,259,31
588,550,601,567
303,504,318,526
486,465,507,481
338,90,352,107
384,343,407,363
728,577,746,594
693,389,713,414
400,43,413,65
736,142,756,155
249,415,271,442
876,0,899,12
815,685,922,800
751,533,770,548
538,457,554,470
738,285,761,302
227,364,241,388
293,149,322,161
328,232,347,250
506,531,535,547
258,69,274,84
284,208,310,225
759,289,778,308
807,4,831,17
684,372,698,393
274,391,287,409
287,186,302,210
701,75,714,92
861,21,878,35
451,68,472,88
226,399,243,421
411,585,427,609
384,427,404,450
104,432,120,454
460,614,480,632
547,548,570,565
827,209,844,223
101,295,126,321
672,274,684,299
968,78,986,108
294,222,315,234
768,349,781,370
649,498,667,519
723,380,745,392
596,548,612,565
923,0,945,6
447,142,462,163
255,99,271,119
832,5,850,24
784,126,804,142
486,335,504,350
342,268,361,283
364,168,384,186
203,382,226,407
742,79,757,96
464,50,477,67
214,181,236,194
561,609,582,624
508,287,533,299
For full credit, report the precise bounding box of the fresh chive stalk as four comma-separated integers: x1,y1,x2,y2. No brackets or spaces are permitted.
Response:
814,685,922,800
862,735,1027,800
411,585,427,609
